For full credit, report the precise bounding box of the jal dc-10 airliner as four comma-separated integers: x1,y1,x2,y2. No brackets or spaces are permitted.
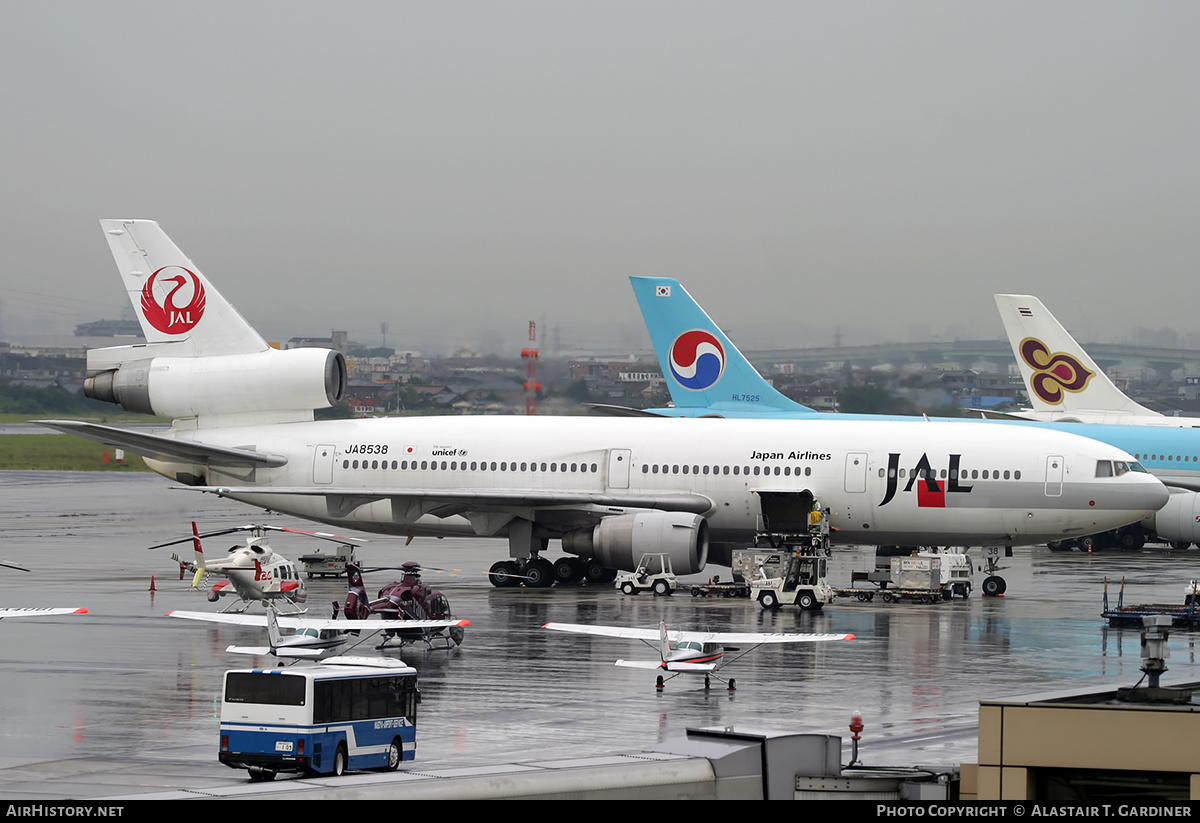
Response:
40,222,1166,586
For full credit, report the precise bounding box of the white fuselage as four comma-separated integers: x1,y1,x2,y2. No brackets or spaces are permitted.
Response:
148,415,1167,554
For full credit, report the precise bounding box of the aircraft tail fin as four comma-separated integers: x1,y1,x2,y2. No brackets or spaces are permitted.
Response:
994,295,1161,420
190,522,206,581
265,606,284,650
100,219,267,357
630,277,814,416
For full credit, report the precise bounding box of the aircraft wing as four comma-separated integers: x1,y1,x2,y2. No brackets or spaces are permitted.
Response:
36,421,287,468
1163,478,1200,493
226,645,325,658
671,630,855,644
544,623,853,644
166,610,468,633
543,623,662,641
0,607,88,618
614,660,667,670
181,485,713,516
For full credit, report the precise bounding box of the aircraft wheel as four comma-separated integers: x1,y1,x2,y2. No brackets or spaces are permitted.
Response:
758,591,779,610
653,579,671,596
727,678,736,692
553,557,583,585
656,675,665,691
704,676,710,690
333,744,347,777
384,738,402,771
621,582,637,596
1172,541,1192,550
798,592,817,610
450,625,465,646
583,561,608,584
1119,532,1144,551
982,576,1004,596
488,561,519,588
1078,536,1097,552
524,559,554,588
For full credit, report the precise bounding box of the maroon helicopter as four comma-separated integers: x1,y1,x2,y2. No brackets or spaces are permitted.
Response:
336,561,465,649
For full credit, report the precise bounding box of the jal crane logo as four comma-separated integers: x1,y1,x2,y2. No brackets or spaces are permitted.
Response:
140,266,206,335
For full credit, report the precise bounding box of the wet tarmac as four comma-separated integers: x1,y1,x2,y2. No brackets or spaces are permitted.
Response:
2,470,1200,799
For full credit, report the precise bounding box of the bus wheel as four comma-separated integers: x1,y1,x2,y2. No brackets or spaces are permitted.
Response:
385,738,402,771
248,769,276,782
333,744,347,777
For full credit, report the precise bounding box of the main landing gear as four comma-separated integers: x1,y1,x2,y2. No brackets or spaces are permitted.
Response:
487,558,618,588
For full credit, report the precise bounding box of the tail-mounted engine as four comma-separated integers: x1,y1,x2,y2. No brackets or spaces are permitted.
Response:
562,511,709,574
84,347,346,419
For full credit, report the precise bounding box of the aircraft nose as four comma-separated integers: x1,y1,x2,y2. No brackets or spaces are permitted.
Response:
1124,474,1169,514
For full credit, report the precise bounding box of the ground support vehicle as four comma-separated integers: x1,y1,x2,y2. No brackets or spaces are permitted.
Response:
837,549,979,602
748,533,834,612
615,553,679,596
1102,577,1200,628
297,542,357,579
687,576,750,598
219,656,417,781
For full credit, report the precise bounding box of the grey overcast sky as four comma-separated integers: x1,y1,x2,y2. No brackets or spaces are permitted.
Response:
0,1,1195,355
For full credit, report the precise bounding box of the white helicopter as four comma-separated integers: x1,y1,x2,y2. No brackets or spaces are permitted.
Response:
149,523,364,614
543,620,854,691
167,605,469,659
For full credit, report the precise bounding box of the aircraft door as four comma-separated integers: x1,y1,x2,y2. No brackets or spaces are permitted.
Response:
608,449,631,490
1045,455,1064,497
313,444,335,485
844,452,868,494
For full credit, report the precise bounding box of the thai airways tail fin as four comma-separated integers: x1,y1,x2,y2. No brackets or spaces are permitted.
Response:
100,219,267,357
994,294,1161,422
630,277,814,416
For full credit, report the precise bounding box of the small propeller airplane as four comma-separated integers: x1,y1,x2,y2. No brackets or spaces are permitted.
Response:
148,523,365,614
166,606,469,659
543,620,854,690
337,561,466,648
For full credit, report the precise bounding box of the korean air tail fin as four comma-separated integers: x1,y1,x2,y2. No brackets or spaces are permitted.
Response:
100,219,267,357
994,294,1161,422
630,277,814,416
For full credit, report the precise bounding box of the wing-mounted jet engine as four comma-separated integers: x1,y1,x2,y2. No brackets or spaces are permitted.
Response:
561,512,709,577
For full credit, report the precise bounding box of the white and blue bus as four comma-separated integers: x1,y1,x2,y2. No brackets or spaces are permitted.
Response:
219,656,418,780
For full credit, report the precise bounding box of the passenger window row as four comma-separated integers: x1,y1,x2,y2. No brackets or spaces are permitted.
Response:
342,459,601,473
641,464,814,477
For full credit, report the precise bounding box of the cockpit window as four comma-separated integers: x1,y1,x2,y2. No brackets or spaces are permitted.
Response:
1095,461,1113,477
1128,461,1149,473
